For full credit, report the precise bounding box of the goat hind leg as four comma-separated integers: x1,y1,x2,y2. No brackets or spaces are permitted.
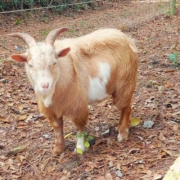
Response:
117,105,131,142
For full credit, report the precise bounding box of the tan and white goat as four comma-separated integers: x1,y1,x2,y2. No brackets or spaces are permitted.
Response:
9,28,138,155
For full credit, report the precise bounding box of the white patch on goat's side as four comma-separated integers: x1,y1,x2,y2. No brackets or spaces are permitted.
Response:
88,62,111,103
76,135,85,152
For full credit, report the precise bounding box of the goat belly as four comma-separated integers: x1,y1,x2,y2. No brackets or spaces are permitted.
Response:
88,62,111,103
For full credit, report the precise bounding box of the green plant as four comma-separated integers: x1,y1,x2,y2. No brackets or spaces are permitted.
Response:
39,29,50,36
0,0,97,12
68,29,76,35
123,9,130,18
76,132,94,154
56,4,68,12
169,52,179,66
0,58,5,63
15,19,21,25
157,3,170,16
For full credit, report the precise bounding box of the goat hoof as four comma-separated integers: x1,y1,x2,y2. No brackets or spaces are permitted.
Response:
52,146,64,155
117,130,129,142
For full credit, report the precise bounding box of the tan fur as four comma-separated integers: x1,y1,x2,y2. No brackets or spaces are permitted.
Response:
10,28,138,155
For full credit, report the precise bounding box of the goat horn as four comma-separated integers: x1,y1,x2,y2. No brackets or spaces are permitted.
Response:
8,33,36,48
45,28,69,45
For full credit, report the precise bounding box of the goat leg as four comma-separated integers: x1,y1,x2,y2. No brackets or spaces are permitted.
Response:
49,117,64,155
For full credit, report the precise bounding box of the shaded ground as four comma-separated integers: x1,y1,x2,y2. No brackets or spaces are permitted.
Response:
0,1,180,180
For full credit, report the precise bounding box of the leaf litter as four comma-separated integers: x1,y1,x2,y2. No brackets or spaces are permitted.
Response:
0,2,180,180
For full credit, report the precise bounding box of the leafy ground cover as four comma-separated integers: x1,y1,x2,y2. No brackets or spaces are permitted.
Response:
0,1,180,180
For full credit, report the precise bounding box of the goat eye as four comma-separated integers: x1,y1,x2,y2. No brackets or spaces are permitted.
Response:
28,64,33,68
53,62,57,65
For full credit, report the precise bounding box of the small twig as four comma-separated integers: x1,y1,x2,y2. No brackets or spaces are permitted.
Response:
27,160,44,180
64,132,73,139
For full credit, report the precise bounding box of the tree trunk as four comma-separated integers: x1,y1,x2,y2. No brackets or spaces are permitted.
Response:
170,0,176,15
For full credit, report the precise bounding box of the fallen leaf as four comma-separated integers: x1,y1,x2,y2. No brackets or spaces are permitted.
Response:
84,141,90,148
7,145,27,156
12,175,21,179
46,165,55,173
17,155,26,163
116,170,123,177
116,163,121,170
165,81,172,88
109,161,113,167
143,120,154,128
97,177,106,180
20,131,26,138
162,149,173,157
153,174,162,180
102,129,110,137
64,132,73,139
60,176,69,180
17,114,27,121
1,117,10,123
128,148,140,154
42,134,51,139
95,126,100,131
142,170,152,175
131,118,141,126
155,140,162,148
76,148,83,155
18,105,23,110
134,159,144,164
159,132,166,141
7,102,14,106
25,114,33,122
105,172,113,180
173,124,179,131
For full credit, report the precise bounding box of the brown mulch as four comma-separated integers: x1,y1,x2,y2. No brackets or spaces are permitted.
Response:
0,1,180,180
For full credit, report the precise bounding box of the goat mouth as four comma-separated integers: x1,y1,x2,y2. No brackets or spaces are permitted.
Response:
40,88,51,94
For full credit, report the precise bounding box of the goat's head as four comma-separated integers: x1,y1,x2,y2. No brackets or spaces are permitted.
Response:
8,28,70,99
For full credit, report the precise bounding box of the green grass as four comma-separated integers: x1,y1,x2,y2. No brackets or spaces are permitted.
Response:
0,59,6,63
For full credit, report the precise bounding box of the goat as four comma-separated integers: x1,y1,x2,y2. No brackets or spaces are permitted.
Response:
8,28,138,155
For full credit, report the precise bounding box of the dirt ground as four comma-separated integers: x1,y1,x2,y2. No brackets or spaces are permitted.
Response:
0,1,180,180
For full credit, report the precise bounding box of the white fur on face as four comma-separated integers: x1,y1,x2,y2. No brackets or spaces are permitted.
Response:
88,62,111,103
26,44,59,107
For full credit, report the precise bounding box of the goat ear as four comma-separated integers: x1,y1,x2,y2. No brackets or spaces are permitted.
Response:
57,47,70,58
11,54,27,62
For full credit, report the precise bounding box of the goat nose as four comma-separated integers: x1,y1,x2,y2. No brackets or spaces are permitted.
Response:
41,83,49,89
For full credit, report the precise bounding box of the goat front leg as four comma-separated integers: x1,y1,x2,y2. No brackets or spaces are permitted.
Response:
73,109,88,153
49,117,64,155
